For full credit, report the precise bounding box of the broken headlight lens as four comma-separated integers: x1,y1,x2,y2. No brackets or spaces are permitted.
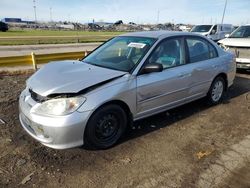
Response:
32,97,86,116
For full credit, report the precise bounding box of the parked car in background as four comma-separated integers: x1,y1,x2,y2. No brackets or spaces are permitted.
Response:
19,31,236,150
218,25,250,70
0,21,8,32
114,20,123,26
191,24,233,41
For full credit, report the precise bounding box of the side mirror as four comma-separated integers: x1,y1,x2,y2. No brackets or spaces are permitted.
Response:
225,34,230,38
141,63,163,74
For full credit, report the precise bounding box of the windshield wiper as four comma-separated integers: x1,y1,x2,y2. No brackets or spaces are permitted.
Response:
82,60,105,68
82,60,92,64
83,60,126,72
89,63,108,69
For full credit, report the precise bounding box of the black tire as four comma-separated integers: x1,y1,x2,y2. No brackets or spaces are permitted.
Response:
84,104,127,149
207,76,226,105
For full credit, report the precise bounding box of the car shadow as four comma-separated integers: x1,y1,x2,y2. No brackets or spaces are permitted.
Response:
118,74,250,146
237,69,250,75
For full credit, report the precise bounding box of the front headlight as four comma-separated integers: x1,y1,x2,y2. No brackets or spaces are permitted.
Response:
31,97,86,116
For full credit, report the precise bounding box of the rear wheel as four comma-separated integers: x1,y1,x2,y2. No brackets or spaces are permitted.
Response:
84,104,127,149
207,76,226,105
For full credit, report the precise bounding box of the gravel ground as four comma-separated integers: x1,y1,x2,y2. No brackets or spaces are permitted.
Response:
0,71,249,188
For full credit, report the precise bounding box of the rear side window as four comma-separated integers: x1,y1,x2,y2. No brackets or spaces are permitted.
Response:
207,42,218,59
186,38,218,63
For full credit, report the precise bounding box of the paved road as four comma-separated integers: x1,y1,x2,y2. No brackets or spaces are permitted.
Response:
0,43,101,57
0,35,112,39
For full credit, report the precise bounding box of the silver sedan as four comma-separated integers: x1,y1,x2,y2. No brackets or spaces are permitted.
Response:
19,31,236,149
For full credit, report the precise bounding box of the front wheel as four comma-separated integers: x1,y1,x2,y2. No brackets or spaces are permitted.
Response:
84,104,127,149
207,76,226,105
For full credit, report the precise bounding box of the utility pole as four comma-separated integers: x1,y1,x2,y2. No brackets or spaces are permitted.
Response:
33,0,37,22
157,10,160,24
68,14,71,22
156,8,170,24
221,0,228,24
50,7,52,22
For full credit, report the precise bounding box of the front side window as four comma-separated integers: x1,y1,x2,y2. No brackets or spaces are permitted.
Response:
210,25,217,34
186,38,217,63
83,36,156,72
191,25,212,33
230,26,250,38
148,38,185,69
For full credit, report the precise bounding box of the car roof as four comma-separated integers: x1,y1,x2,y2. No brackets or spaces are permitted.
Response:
120,31,202,39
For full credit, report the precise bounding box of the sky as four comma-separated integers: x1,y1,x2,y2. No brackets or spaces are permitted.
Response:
0,0,249,25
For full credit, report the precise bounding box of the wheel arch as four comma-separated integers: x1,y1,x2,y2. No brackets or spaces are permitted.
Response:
214,72,228,90
89,99,133,127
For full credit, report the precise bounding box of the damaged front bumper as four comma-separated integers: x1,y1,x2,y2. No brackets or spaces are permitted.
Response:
19,89,93,149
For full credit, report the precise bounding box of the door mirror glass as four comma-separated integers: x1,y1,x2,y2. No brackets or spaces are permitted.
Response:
141,63,163,74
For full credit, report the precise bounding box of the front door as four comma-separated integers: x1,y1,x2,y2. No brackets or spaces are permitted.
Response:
136,37,192,118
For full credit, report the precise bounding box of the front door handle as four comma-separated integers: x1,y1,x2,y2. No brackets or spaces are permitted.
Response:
178,72,191,78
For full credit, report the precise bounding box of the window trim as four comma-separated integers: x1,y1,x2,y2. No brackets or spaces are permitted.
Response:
184,36,218,64
137,36,187,75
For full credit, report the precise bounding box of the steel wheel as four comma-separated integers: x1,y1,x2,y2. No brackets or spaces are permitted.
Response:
84,104,127,149
95,113,119,141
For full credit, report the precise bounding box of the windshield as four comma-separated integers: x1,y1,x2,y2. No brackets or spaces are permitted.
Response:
229,26,250,38
191,25,212,32
82,36,156,72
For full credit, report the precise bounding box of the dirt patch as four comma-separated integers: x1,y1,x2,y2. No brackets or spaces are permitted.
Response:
0,69,35,76
0,72,250,187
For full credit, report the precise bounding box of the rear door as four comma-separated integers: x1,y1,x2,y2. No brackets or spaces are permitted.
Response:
184,37,220,101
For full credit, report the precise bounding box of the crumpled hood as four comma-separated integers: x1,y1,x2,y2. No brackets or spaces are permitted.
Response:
27,60,126,96
218,38,250,47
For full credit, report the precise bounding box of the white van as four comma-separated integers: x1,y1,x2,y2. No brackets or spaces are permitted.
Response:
191,24,234,41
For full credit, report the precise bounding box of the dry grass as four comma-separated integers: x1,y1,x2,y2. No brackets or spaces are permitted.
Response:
0,69,34,76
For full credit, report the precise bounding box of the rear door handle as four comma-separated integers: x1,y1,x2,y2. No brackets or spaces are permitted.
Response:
195,68,203,71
